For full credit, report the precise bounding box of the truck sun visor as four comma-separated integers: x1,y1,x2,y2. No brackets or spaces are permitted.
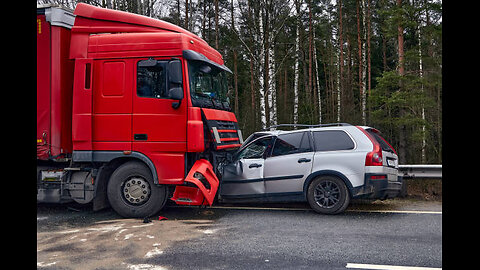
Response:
182,50,232,74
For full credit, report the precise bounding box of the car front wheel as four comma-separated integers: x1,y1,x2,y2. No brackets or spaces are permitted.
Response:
307,175,350,214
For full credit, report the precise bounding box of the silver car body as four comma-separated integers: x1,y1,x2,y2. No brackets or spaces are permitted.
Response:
219,124,401,202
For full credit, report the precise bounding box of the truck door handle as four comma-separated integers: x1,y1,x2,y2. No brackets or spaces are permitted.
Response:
249,163,262,168
134,134,148,141
298,158,311,163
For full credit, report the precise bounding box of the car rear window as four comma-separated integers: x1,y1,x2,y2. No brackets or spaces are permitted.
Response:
366,129,395,153
313,130,355,151
271,132,312,157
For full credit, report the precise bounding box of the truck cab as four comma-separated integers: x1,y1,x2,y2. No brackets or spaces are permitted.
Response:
37,4,242,218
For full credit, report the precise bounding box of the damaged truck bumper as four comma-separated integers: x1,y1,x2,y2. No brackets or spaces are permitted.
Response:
171,159,219,206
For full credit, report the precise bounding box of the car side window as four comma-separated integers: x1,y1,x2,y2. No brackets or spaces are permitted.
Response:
313,130,354,151
236,136,273,160
137,61,168,98
271,132,312,157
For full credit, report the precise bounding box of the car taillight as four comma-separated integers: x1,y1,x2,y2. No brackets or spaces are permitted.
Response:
365,146,383,166
356,126,383,166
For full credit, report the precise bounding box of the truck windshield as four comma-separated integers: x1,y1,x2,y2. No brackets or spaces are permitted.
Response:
188,60,230,111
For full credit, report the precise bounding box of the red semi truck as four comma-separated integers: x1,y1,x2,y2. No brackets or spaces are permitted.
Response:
37,3,243,217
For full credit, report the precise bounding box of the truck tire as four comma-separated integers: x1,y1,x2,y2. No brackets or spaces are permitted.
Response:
107,161,167,218
307,175,350,215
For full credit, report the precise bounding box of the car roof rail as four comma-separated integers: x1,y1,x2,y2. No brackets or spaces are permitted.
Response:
265,123,352,131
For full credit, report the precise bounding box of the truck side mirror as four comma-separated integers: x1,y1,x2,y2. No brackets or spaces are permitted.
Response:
168,60,183,85
168,59,183,109
169,87,183,100
169,87,183,109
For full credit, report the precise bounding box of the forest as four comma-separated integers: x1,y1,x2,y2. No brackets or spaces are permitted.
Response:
37,0,442,164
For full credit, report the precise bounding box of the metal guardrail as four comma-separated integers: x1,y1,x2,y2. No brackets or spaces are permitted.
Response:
398,165,442,179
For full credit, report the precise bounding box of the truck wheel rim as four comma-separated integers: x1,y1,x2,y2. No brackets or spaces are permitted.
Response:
122,177,151,205
313,180,340,209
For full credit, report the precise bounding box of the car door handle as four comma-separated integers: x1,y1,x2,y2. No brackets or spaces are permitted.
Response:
249,163,262,168
298,158,311,163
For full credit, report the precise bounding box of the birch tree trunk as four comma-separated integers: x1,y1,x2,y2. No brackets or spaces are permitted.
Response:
247,0,256,130
268,43,277,127
258,4,267,130
293,0,300,127
337,0,343,123
313,30,322,124
263,1,271,128
361,0,367,125
266,0,276,130
417,4,426,163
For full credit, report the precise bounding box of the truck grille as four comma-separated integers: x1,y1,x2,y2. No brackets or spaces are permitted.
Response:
205,120,242,150
215,120,237,130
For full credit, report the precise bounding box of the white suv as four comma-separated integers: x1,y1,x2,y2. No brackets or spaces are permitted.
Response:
218,123,402,214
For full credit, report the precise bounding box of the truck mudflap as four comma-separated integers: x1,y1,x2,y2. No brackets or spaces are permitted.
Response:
171,159,219,206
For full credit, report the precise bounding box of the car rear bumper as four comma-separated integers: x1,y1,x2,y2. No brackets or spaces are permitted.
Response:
352,173,403,200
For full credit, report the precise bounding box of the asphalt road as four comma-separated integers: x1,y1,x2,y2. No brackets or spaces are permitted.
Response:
37,199,442,270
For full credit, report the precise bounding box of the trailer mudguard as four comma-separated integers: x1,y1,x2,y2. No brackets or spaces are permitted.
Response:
171,159,219,206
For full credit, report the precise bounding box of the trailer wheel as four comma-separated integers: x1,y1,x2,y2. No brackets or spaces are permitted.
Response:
107,161,167,218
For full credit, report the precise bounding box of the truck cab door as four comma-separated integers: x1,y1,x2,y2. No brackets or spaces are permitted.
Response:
91,59,132,152
219,136,274,200
132,58,187,184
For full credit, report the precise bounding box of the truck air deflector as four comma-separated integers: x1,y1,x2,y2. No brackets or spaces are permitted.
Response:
73,3,201,38
171,159,219,206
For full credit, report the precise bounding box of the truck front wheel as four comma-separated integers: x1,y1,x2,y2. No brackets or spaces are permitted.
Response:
107,161,167,218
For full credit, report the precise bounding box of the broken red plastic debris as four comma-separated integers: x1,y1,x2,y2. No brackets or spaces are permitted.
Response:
171,159,219,206
158,216,168,221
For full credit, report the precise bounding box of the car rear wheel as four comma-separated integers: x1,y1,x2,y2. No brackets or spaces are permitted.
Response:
107,161,168,218
307,175,350,214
